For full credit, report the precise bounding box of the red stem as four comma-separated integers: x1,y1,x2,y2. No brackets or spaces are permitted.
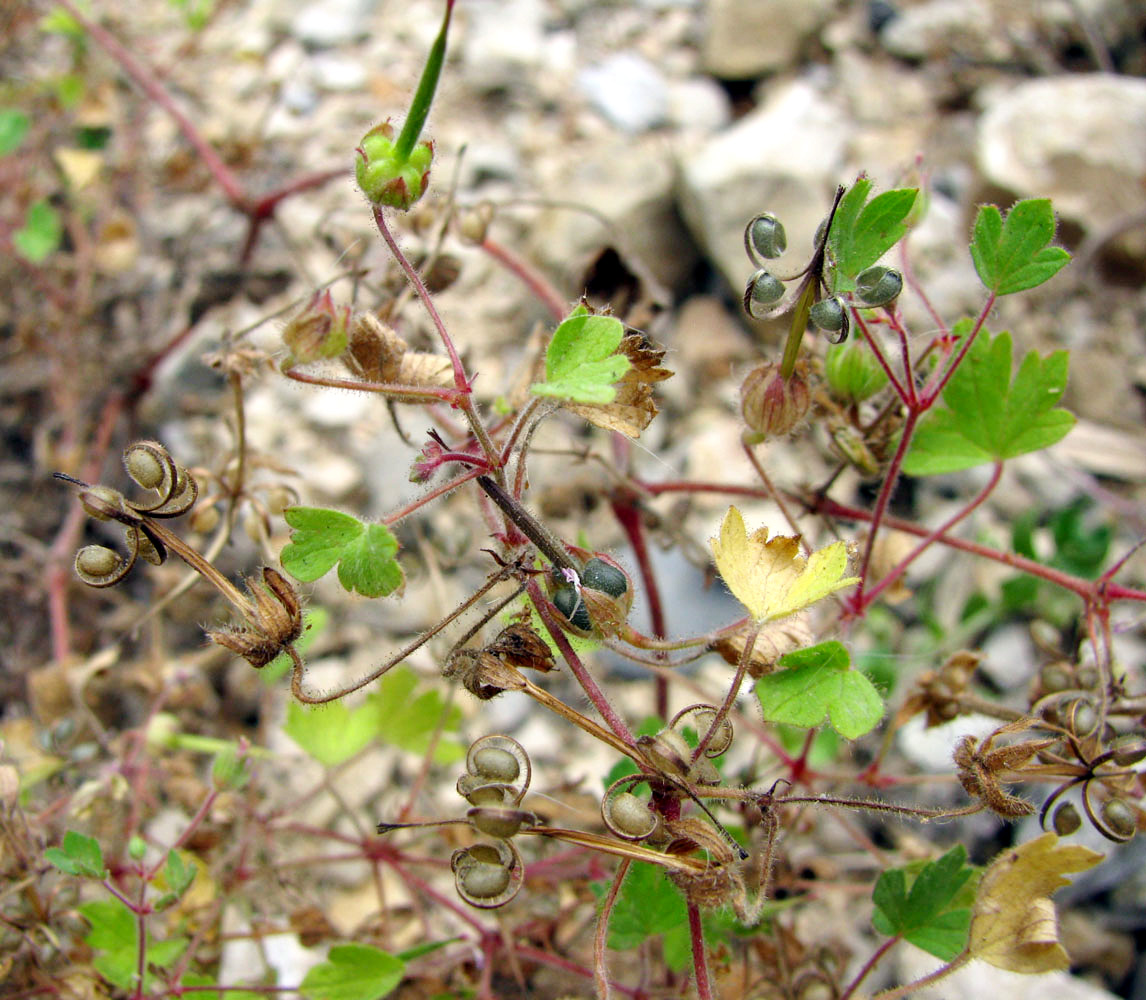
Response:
528,579,636,747
840,936,898,1000
481,236,568,321
594,858,631,999
687,901,713,1000
610,492,670,721
858,460,1003,612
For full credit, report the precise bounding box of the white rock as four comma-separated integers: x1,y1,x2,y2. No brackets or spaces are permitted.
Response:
676,79,850,292
979,623,1037,690
702,0,834,78
977,75,1146,254
460,0,547,92
667,76,732,133
309,54,368,92
896,713,999,773
577,52,670,134
531,136,698,292
291,0,375,48
896,947,1120,1000
881,0,1006,61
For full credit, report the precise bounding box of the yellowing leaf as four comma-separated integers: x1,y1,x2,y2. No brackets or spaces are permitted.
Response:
968,832,1102,974
710,507,857,622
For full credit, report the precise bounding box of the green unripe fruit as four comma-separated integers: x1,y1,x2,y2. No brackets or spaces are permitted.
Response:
581,558,629,599
471,747,520,784
553,582,591,632
748,269,786,307
355,121,433,210
809,296,848,339
854,265,903,307
747,213,787,260
824,338,889,403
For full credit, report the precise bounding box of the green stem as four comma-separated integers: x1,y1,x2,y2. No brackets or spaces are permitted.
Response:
395,0,455,163
779,279,816,379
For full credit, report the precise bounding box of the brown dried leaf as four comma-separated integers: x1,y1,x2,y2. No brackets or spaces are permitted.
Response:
566,331,672,437
969,832,1103,973
712,614,813,678
398,351,454,391
346,313,407,383
485,623,556,673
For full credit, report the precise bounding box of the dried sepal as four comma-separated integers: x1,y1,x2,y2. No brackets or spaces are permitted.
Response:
443,648,528,700
207,567,304,669
954,720,1055,819
484,623,555,673
712,614,812,678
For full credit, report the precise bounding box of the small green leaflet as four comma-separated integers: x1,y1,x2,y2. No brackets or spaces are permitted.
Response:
79,898,188,990
284,666,462,767
153,850,197,911
14,199,62,263
45,829,107,878
530,305,631,404
826,177,918,293
873,844,978,960
970,199,1071,296
902,325,1075,476
755,641,883,739
281,507,404,598
598,862,737,973
0,109,29,155
300,943,405,1000
371,665,464,763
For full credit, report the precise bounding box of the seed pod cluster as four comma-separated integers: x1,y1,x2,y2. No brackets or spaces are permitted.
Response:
453,735,533,907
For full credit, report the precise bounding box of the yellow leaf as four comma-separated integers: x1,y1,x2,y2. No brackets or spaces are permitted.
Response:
53,147,103,189
969,832,1103,974
710,507,858,622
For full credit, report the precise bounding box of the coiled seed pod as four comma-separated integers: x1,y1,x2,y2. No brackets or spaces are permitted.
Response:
670,704,733,757
603,790,658,841
747,270,785,308
459,735,530,805
1052,802,1081,836
809,297,849,342
745,213,787,261
854,265,903,307
75,546,126,587
1100,798,1137,842
451,840,522,908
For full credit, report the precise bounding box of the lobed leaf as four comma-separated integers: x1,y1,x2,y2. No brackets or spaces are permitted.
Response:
300,943,405,1000
711,507,857,623
970,199,1070,295
531,305,631,404
902,326,1075,476
281,507,404,598
827,177,918,292
872,844,977,959
45,829,106,879
969,833,1102,973
755,641,883,739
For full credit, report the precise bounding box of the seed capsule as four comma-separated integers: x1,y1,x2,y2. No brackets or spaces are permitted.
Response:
604,791,658,840
809,297,848,340
75,545,124,586
746,213,787,260
1052,802,1081,836
1100,798,1137,841
854,265,903,307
